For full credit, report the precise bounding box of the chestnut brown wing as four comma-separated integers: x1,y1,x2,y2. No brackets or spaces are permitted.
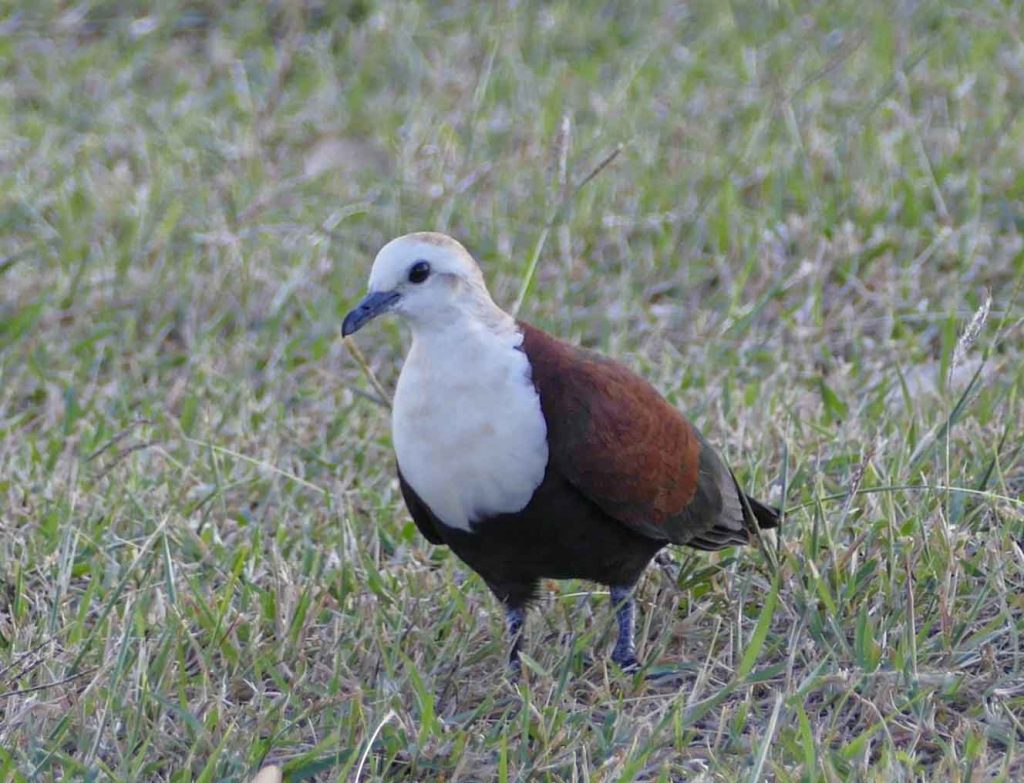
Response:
519,323,751,548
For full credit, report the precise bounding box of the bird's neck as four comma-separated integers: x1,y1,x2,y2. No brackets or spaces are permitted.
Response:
407,298,518,352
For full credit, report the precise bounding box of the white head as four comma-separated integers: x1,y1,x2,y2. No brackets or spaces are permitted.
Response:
342,232,505,337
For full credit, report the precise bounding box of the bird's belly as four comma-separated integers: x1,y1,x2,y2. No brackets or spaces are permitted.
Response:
438,477,665,587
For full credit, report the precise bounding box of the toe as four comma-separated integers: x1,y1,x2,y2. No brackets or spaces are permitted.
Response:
611,652,640,673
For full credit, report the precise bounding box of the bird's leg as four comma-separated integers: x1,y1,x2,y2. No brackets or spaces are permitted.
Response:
609,585,640,672
505,605,526,675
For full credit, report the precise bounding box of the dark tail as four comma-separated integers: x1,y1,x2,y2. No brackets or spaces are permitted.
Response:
687,475,782,551
688,495,780,550
745,494,781,531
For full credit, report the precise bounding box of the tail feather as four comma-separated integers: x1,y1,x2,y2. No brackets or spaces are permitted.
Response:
690,526,750,550
745,494,781,531
687,476,782,551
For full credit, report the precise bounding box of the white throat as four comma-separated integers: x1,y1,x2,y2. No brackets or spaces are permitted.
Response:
392,310,549,532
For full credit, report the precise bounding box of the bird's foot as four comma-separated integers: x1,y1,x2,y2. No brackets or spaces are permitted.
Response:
641,662,697,687
611,653,693,685
611,649,641,674
610,586,640,674
505,605,526,681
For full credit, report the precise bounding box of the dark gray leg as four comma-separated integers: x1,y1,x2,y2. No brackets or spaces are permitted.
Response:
505,606,526,674
610,585,640,672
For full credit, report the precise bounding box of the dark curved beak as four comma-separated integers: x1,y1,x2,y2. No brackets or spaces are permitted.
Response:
342,290,400,337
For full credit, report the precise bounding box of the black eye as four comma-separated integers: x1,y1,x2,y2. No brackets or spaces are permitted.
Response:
408,261,430,284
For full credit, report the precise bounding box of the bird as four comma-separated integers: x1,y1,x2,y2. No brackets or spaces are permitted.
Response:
342,232,780,674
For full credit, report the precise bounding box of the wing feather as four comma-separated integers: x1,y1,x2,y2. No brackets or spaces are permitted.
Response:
520,323,753,547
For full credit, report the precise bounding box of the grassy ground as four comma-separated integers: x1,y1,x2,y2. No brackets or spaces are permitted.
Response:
1,1,1023,780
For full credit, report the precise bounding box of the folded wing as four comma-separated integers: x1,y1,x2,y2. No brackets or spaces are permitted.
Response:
519,323,775,549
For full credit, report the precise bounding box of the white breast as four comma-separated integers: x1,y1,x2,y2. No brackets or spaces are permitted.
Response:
392,321,549,533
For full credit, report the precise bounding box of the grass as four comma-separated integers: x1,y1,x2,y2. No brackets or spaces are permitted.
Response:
1,0,1023,780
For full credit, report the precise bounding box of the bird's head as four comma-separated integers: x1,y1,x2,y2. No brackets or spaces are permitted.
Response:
342,232,499,337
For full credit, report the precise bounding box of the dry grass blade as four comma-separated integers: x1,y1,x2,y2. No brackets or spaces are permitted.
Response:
247,765,282,783
0,667,98,700
182,436,328,496
344,336,393,409
952,294,992,370
353,710,397,783
512,142,624,315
